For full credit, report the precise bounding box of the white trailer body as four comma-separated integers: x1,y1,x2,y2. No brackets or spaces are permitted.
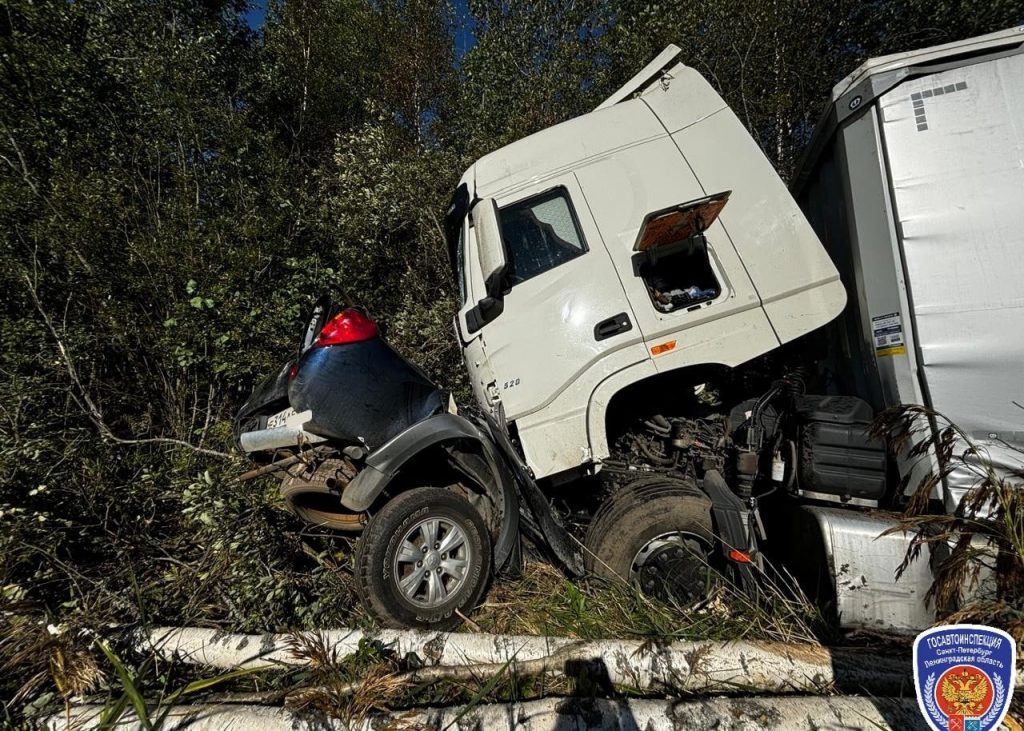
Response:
794,27,1024,512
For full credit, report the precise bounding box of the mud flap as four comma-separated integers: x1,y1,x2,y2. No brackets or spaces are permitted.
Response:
701,469,759,592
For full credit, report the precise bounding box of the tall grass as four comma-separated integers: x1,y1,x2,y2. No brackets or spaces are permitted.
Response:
473,558,822,646
873,405,1024,641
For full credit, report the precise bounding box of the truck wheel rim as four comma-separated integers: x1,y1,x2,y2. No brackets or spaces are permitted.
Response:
393,516,472,608
630,531,710,603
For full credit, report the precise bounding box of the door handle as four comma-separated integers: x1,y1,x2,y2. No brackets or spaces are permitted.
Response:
594,312,633,341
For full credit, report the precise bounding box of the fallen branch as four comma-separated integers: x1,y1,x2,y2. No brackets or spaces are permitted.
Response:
23,272,233,460
145,625,919,696
45,696,931,730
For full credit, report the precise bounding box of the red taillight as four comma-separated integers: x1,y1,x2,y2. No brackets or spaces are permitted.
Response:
314,308,379,347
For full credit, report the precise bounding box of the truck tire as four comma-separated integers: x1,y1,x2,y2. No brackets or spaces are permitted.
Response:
355,487,492,629
584,476,716,604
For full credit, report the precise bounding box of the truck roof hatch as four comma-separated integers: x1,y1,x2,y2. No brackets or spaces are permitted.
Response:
632,191,731,252
595,44,683,111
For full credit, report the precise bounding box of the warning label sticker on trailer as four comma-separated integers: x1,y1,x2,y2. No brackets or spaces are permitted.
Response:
872,312,907,357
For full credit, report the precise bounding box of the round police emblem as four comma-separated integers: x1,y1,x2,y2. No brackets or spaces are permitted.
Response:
914,624,1016,731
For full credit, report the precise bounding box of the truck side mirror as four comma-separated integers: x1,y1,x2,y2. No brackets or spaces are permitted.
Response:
474,198,507,300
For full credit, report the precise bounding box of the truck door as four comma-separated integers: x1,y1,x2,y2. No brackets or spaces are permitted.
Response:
462,174,646,425
574,136,779,373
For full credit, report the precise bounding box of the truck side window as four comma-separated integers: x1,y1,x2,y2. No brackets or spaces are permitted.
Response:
500,188,586,286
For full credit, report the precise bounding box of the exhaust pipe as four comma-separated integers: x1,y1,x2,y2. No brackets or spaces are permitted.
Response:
238,424,327,453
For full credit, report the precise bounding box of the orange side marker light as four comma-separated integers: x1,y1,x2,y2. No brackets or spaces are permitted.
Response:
728,549,753,563
650,340,677,356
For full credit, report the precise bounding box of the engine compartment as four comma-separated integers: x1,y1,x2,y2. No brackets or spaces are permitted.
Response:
605,374,888,509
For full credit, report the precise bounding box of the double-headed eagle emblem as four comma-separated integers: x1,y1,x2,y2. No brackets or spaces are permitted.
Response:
940,669,989,716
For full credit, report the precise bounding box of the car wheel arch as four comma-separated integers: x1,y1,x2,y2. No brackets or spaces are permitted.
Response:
342,413,520,572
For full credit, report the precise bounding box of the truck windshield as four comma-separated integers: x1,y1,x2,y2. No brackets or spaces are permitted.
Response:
455,227,466,305
445,184,470,305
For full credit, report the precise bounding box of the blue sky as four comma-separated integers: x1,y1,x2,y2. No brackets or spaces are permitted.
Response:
452,0,475,59
243,0,267,29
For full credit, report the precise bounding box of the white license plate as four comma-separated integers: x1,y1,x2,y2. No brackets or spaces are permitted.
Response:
266,407,297,429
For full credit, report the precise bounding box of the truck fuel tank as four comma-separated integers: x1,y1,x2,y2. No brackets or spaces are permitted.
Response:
778,505,997,633
783,506,935,632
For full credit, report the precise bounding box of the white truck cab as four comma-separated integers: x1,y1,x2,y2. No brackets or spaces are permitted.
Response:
452,45,846,479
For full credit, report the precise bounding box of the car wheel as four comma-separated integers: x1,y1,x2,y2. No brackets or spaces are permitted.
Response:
355,487,492,629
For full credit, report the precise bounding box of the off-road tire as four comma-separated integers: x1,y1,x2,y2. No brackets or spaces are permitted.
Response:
584,475,715,603
355,487,491,629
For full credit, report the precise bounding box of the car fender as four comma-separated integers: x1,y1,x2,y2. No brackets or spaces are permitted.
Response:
341,412,520,571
